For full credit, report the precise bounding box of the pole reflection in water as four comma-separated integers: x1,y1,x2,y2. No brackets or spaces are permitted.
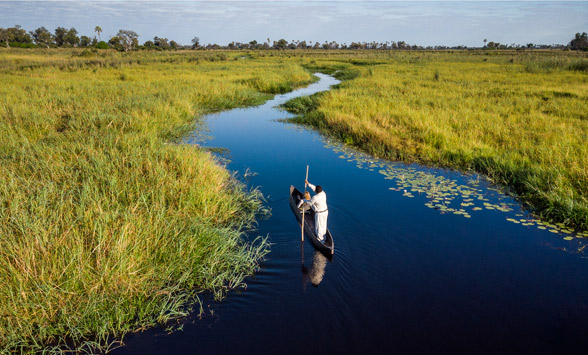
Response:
115,74,588,355
301,250,329,288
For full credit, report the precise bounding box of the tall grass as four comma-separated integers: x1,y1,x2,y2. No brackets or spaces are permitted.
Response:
284,50,588,231
0,49,314,352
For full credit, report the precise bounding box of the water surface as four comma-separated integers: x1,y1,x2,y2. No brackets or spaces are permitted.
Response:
115,74,588,354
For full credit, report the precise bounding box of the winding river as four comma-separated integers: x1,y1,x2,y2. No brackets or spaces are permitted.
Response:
115,74,588,354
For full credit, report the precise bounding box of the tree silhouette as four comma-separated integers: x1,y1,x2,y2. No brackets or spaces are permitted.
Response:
0,28,13,47
116,29,139,51
191,36,200,49
30,26,53,48
153,36,170,49
64,28,79,47
54,27,67,46
95,26,102,41
274,38,288,49
570,32,588,50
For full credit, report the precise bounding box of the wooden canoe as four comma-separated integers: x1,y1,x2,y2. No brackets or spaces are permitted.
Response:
289,185,334,256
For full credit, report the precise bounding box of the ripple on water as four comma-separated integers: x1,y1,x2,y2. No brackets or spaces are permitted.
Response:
323,139,588,253
116,74,588,355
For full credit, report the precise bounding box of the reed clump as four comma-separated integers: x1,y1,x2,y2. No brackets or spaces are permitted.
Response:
285,50,588,231
0,49,314,353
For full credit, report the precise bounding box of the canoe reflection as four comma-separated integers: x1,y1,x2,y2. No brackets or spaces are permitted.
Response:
302,250,329,288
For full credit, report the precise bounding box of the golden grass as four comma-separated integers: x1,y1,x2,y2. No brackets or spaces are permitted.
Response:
286,50,588,230
0,48,314,353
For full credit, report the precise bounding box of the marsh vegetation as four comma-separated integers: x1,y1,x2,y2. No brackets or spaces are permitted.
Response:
283,50,588,231
1,48,587,353
0,49,313,353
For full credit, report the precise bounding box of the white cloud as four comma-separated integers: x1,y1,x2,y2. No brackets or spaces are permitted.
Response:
1,1,586,46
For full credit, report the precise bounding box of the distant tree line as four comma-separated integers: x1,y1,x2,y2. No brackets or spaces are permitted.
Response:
569,32,588,51
1,25,586,51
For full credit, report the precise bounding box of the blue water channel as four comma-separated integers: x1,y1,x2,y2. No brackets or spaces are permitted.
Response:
115,74,588,354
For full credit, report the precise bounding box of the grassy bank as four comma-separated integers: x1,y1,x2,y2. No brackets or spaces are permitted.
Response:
283,50,588,231
0,49,314,352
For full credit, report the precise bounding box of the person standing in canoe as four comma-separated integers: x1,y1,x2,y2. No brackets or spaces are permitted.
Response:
303,180,328,242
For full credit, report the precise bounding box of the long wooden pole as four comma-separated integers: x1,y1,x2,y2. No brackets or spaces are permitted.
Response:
301,165,309,242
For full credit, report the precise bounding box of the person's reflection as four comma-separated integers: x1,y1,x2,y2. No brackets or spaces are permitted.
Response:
302,250,328,288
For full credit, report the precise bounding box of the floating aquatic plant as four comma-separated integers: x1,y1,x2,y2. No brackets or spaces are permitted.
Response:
322,138,588,244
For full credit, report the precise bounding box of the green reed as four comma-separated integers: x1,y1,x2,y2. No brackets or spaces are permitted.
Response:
284,50,588,231
0,49,314,353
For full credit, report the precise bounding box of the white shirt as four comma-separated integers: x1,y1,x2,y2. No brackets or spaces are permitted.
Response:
306,183,328,212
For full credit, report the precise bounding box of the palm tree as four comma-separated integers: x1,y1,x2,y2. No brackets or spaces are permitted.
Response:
95,26,102,41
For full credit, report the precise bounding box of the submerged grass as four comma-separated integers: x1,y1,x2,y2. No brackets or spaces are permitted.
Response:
283,50,588,231
0,49,315,353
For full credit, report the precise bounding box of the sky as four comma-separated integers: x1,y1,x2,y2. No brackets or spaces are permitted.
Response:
1,1,587,47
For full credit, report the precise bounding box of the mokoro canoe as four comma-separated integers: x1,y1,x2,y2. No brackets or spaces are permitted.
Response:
289,185,334,256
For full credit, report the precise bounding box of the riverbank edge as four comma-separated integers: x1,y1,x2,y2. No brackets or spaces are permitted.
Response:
0,54,320,353
281,67,588,233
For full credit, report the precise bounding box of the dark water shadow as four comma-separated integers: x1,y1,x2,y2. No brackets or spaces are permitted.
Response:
115,73,588,355
301,249,329,289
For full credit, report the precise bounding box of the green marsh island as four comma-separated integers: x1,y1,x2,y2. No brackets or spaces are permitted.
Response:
1,48,588,352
